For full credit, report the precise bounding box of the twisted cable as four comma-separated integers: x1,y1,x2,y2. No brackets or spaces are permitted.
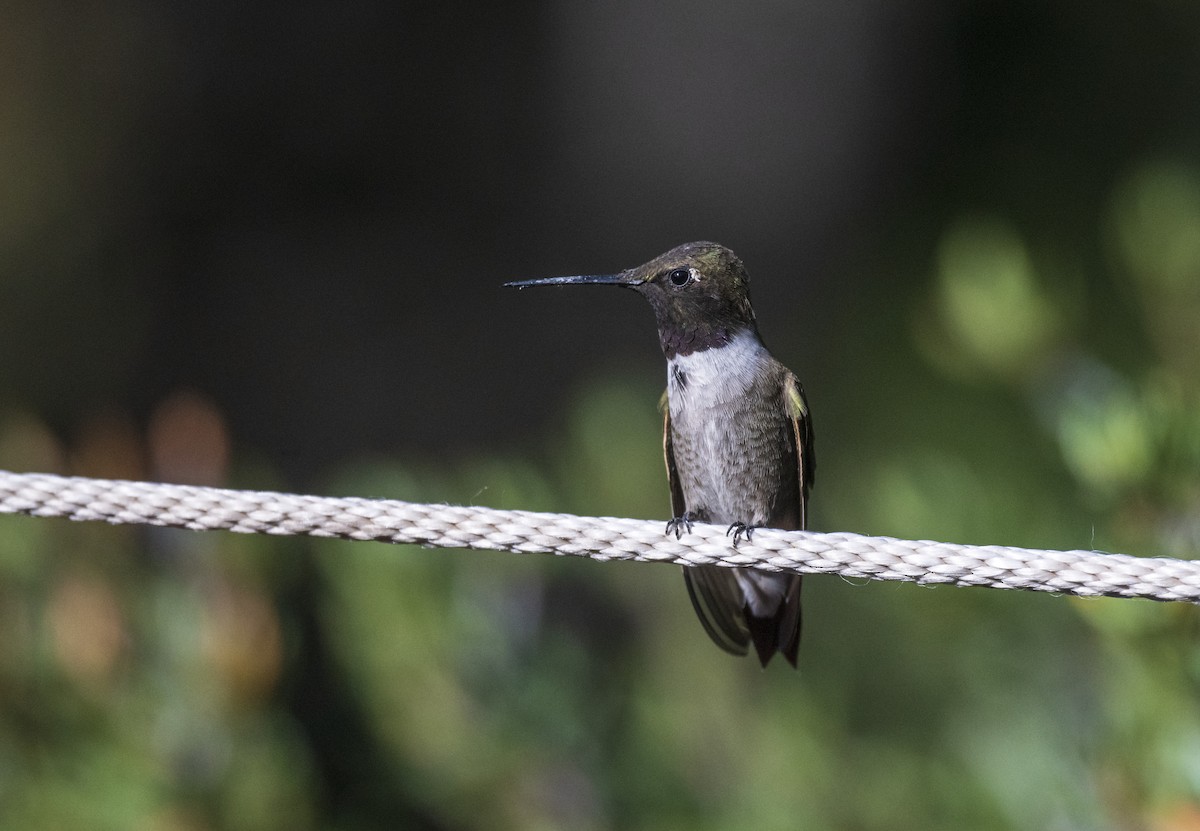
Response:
0,470,1196,602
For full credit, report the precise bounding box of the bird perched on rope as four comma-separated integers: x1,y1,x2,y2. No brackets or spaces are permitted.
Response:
507,241,814,666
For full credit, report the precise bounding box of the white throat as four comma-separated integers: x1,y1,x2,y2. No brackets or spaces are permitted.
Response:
667,328,768,403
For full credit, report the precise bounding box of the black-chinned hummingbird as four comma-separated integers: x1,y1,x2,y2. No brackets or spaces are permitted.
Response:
507,241,814,667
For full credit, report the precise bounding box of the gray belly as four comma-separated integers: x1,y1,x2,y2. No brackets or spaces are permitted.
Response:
669,394,794,528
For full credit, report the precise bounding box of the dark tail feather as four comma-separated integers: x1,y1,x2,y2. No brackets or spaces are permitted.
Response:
745,576,803,668
683,566,751,657
777,575,803,666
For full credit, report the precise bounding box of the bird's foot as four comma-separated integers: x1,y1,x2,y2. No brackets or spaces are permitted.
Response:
726,521,759,547
665,512,697,539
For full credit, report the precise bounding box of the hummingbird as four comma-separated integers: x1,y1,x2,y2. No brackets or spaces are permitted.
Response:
507,241,814,667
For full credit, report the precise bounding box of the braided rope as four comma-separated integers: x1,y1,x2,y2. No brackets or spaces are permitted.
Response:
0,469,1196,602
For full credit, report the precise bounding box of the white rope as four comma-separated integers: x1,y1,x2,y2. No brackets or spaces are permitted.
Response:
0,469,1197,603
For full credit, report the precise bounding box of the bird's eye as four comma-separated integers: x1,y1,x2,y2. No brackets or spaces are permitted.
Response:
667,267,692,287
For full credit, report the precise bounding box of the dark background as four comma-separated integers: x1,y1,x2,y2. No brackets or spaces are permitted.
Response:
1,2,1198,829
10,0,1194,477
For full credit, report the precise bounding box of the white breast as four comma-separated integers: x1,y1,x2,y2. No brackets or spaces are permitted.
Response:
667,329,769,412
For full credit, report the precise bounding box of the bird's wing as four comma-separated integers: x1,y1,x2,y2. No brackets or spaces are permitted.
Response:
783,372,815,529
660,393,686,521
684,568,752,657
758,371,813,666
662,398,751,656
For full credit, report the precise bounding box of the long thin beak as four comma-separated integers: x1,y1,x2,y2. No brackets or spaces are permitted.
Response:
504,272,640,289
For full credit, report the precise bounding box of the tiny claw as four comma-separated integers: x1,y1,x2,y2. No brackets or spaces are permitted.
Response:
665,513,695,539
725,522,757,547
